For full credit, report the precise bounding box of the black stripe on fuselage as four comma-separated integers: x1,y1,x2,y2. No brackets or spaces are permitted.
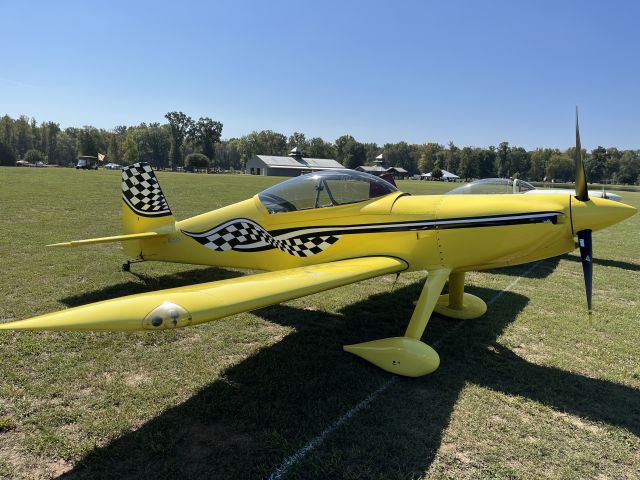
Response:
266,211,560,239
182,211,561,252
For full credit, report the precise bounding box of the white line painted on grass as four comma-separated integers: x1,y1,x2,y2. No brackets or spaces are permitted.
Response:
486,261,542,307
267,261,542,480
266,377,397,480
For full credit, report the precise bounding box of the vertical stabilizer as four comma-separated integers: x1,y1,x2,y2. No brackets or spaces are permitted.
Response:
121,163,175,256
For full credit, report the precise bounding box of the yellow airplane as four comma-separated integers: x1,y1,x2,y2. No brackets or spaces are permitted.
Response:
0,114,636,377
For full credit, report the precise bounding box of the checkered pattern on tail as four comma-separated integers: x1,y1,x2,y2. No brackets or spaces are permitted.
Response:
182,218,340,257
121,163,172,217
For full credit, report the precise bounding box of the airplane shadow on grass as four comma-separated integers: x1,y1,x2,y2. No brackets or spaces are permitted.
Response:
57,266,640,480
485,255,560,279
559,253,640,272
60,267,245,307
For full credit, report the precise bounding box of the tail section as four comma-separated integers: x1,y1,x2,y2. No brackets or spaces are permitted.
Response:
121,163,176,257
122,163,173,225
48,163,176,256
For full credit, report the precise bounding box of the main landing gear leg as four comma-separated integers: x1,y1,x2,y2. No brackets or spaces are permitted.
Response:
434,272,487,320
343,269,450,377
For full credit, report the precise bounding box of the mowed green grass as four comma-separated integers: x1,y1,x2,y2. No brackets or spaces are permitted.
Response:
0,167,638,480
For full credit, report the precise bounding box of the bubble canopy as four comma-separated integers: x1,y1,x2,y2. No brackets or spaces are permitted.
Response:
258,169,398,213
446,178,535,195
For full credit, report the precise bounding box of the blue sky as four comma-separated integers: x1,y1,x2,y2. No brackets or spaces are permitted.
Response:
1,0,638,149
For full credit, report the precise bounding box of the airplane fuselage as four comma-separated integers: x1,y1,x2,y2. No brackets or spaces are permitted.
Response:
132,192,593,274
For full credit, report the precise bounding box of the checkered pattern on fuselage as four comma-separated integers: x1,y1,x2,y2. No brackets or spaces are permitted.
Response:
200,220,269,251
186,219,340,257
272,235,340,257
121,163,171,217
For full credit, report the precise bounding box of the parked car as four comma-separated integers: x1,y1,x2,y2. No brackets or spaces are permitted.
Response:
76,156,99,170
104,163,122,170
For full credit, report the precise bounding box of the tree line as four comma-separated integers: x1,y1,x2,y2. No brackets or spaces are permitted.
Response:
0,113,638,184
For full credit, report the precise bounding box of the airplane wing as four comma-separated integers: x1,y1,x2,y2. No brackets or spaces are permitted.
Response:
0,257,407,331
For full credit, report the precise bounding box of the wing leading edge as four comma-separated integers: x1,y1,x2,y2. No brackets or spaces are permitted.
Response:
0,257,408,332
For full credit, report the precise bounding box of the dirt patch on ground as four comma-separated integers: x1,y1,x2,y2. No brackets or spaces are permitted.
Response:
0,440,72,479
124,372,148,388
552,411,602,434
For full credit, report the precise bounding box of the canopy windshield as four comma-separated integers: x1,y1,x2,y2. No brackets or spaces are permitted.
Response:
446,178,535,195
259,169,398,213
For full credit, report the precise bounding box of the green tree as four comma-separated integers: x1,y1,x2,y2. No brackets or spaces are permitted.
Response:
257,130,287,155
343,141,366,169
76,126,104,157
585,146,607,183
458,147,480,180
14,115,32,156
363,143,380,165
287,132,308,152
418,143,442,173
122,129,139,165
214,140,241,170
546,154,574,182
479,146,497,178
43,122,60,164
495,141,510,177
335,135,366,169
384,141,417,173
445,141,460,173
191,117,223,160
0,115,14,149
31,118,40,154
24,149,46,163
335,135,355,162
306,137,336,159
236,130,288,169
107,133,122,165
606,147,621,182
185,152,210,171
129,123,171,167
507,147,530,179
165,111,194,168
0,140,16,166
528,149,547,181
55,131,78,165
615,150,640,184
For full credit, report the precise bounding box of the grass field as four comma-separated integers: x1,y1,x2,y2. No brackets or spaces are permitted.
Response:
0,167,638,480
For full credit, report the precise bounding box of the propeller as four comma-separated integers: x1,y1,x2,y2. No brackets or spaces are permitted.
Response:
574,107,589,202
577,229,593,314
574,107,593,315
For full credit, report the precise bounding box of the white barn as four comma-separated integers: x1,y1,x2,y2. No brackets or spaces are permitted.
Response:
246,147,344,177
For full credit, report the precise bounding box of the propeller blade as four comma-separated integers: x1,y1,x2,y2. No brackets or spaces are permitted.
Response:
575,107,589,201
577,229,593,314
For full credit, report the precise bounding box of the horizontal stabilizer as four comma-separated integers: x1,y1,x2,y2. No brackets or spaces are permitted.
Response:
0,257,407,331
48,231,170,248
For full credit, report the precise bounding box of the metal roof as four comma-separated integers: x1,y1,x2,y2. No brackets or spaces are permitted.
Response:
255,155,343,169
267,164,344,171
356,165,387,172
